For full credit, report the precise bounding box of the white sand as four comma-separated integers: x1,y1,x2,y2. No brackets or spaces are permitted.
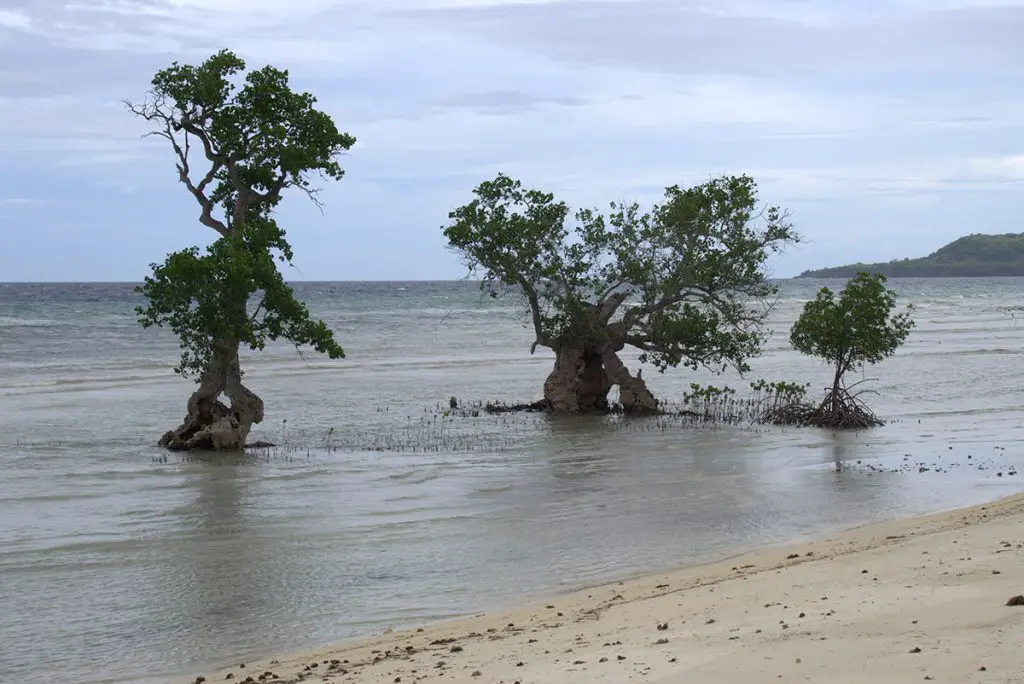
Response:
193,493,1024,684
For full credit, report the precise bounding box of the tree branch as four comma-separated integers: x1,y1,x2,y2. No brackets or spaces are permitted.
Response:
625,334,721,368
598,291,629,322
251,173,288,204
622,284,716,329
596,278,630,302
177,116,224,169
294,182,327,215
517,277,548,352
249,297,266,324
126,98,229,237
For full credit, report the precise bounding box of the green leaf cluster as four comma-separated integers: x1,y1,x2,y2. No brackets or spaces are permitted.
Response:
749,378,810,402
148,49,355,221
136,217,344,378
443,173,798,373
789,272,915,381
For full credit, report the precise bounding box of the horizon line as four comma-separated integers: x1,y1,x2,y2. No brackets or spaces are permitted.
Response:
0,277,812,285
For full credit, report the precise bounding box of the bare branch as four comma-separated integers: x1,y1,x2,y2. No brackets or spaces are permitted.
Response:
518,278,547,350
294,183,327,215
125,97,229,236
249,297,266,324
595,278,631,302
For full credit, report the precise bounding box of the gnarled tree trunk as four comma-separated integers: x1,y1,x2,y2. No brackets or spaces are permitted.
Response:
602,350,658,413
543,346,613,413
159,341,265,451
542,345,657,414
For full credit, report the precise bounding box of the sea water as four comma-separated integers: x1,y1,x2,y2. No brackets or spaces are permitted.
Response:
0,279,1021,683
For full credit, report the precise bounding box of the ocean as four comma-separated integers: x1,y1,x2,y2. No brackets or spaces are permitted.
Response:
1,278,1022,684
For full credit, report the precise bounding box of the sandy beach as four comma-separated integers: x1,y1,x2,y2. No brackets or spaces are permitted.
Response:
187,491,1024,684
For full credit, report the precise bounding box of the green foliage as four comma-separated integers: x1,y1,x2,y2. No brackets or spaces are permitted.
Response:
443,173,797,373
749,378,810,403
146,49,355,221
136,218,343,377
128,49,354,380
789,272,915,384
684,382,733,403
683,379,808,405
682,383,738,403
797,233,1024,278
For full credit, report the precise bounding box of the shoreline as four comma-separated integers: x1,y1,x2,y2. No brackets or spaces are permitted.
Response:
182,490,1024,684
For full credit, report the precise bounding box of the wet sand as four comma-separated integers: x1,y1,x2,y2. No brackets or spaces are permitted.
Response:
185,491,1024,684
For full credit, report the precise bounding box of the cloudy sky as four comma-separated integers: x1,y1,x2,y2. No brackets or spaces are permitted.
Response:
1,0,1022,281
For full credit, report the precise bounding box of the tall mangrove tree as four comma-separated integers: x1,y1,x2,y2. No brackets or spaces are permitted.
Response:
127,49,355,451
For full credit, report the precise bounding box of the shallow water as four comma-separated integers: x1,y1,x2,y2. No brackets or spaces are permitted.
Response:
0,279,1022,684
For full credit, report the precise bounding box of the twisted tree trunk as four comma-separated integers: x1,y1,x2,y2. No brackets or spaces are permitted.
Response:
543,346,613,413
159,341,265,451
542,344,656,414
601,350,658,413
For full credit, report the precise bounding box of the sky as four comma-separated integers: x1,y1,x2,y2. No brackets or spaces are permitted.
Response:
0,0,1022,282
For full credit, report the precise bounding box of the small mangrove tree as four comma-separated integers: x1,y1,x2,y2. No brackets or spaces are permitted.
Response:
774,272,915,428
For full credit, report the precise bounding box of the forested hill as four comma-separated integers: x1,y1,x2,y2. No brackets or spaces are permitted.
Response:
796,233,1024,278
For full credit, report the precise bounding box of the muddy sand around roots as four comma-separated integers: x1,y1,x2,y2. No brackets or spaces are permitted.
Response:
184,492,1024,684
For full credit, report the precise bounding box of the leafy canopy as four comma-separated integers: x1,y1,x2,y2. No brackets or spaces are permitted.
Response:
137,218,343,377
443,173,797,372
128,49,354,377
789,271,914,378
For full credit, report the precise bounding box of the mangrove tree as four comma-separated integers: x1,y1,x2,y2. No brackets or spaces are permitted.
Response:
785,271,915,428
443,173,798,413
127,49,355,450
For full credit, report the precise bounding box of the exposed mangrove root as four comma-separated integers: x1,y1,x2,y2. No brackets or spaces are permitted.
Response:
761,385,883,429
484,400,549,414
158,346,265,451
759,401,816,426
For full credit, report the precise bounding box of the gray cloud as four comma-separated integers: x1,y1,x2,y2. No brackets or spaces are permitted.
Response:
1,0,1023,280
398,0,1024,79
430,89,589,115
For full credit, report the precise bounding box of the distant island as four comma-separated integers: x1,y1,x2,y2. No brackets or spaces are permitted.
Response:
797,233,1024,278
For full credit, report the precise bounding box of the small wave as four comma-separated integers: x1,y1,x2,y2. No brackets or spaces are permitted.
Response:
0,374,168,395
911,406,1023,418
52,373,163,386
0,316,60,327
3,491,110,504
472,484,517,495
384,470,443,485
911,348,1023,358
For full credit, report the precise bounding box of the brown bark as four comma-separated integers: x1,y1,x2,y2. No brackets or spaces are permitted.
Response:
543,347,613,413
830,358,848,416
601,350,659,413
543,345,656,414
159,341,265,451
577,350,612,411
